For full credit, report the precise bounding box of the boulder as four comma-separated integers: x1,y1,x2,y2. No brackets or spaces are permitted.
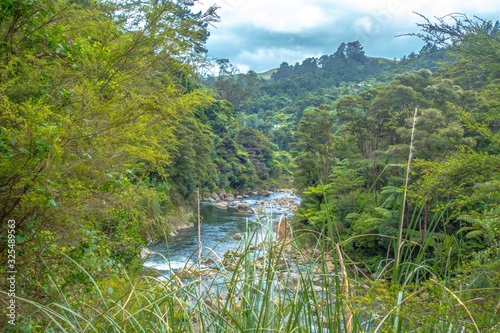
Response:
236,195,243,199
232,233,242,240
140,248,152,260
202,258,215,265
236,203,251,211
215,201,228,209
177,265,197,278
211,192,221,201
259,190,273,196
225,194,235,201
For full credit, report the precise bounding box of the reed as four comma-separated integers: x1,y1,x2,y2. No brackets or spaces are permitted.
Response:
5,207,498,332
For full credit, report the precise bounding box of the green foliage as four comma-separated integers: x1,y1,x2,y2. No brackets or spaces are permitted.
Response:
235,127,275,182
0,0,219,320
408,13,500,90
399,43,454,72
457,207,500,246
293,105,338,189
3,5,500,330
2,216,498,332
166,117,216,202
213,134,258,190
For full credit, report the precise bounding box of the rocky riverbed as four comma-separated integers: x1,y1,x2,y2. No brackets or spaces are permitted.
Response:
206,188,299,216
142,190,302,272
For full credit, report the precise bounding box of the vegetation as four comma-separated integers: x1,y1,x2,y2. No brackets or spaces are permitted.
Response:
4,213,499,332
1,2,499,331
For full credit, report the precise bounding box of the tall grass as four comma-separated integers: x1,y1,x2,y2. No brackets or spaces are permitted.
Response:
5,206,499,332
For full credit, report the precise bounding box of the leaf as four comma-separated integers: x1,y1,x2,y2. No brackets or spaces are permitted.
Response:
108,287,113,294
99,185,111,192
49,198,56,207
16,232,25,244
466,230,484,239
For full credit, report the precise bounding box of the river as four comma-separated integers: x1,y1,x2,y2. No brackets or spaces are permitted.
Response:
143,190,301,275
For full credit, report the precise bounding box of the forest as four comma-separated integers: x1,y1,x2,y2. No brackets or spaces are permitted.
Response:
0,0,499,331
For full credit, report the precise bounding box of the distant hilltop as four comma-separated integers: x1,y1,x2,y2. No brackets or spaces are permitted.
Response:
257,68,278,80
257,56,398,81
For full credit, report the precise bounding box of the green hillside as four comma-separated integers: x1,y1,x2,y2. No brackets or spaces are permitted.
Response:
257,68,278,80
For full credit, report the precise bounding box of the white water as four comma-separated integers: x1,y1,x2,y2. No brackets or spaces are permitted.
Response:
143,191,300,274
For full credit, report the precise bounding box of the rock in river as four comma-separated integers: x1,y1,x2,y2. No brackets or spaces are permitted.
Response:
215,201,228,209
236,203,251,211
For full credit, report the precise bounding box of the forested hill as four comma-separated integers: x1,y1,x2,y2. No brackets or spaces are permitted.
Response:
204,40,452,152
265,41,397,93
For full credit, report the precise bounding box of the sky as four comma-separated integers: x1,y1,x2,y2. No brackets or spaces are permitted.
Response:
193,0,500,74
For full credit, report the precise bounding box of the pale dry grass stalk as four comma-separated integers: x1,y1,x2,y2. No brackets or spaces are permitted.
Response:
197,187,202,330
336,243,353,332
430,278,481,333
396,107,418,271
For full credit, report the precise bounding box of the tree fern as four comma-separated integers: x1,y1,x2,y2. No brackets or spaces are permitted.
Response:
457,207,500,245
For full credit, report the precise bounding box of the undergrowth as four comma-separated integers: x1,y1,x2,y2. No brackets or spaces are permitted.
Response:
2,210,499,332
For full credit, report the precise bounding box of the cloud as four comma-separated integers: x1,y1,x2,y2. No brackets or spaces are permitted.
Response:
195,0,500,72
208,0,333,32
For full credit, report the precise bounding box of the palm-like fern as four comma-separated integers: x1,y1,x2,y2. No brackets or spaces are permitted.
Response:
457,207,500,246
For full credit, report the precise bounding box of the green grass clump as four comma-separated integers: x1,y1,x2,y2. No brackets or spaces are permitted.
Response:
3,212,499,332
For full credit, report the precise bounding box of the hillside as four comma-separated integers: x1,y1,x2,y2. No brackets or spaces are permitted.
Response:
257,68,278,80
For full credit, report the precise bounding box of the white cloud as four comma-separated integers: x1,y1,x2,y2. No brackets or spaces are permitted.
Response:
198,0,332,32
235,48,322,72
193,0,500,72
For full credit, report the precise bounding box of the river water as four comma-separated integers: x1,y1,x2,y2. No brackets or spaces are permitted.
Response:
143,191,301,274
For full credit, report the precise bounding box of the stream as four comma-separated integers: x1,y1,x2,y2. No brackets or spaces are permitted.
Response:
143,190,301,274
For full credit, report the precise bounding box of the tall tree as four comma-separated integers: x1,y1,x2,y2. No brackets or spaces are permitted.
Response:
406,13,500,89
235,128,274,181
0,0,219,306
294,105,337,188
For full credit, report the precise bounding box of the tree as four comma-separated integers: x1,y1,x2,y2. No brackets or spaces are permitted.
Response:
166,117,216,202
211,59,259,107
0,0,219,309
345,41,365,62
406,13,500,89
214,134,258,190
235,128,274,181
334,42,347,60
294,105,337,188
404,15,500,256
